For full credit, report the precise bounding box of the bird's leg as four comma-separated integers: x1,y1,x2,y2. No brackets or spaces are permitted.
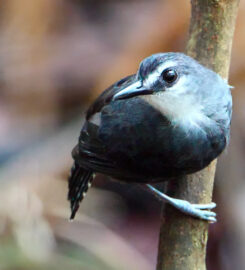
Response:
146,184,216,222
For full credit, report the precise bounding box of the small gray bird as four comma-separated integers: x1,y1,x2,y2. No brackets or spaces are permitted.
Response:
68,52,232,222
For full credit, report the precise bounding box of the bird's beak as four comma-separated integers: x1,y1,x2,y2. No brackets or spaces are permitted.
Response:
112,81,153,101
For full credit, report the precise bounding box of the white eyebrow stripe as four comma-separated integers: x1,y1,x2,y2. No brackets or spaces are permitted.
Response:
143,60,176,88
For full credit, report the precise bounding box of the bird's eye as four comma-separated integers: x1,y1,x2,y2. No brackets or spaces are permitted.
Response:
161,68,178,84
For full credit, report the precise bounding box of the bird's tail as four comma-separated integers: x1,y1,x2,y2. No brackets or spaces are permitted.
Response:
68,162,94,220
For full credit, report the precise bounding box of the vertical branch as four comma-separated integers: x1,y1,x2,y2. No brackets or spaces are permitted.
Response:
157,1,240,270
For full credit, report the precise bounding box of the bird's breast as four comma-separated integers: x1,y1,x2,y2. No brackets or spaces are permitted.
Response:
98,97,226,179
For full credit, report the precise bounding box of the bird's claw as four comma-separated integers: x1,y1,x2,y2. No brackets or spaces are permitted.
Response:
171,199,217,223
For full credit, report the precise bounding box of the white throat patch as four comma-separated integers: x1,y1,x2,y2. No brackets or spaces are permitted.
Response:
141,93,205,127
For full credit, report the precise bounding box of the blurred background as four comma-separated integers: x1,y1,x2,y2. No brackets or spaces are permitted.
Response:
0,0,244,269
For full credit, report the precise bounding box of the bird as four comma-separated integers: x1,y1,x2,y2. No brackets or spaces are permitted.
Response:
67,52,232,222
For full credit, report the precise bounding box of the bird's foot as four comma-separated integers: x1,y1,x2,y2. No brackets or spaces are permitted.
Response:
169,199,217,223
146,184,216,222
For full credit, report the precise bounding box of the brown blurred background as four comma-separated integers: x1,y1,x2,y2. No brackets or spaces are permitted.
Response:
0,1,244,269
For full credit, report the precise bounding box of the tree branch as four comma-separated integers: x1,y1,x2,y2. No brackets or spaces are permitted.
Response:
156,1,240,269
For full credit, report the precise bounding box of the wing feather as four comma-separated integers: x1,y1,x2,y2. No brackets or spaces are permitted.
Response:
68,74,141,219
86,74,136,119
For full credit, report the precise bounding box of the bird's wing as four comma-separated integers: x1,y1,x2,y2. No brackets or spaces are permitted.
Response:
72,121,126,177
78,74,138,174
68,121,117,220
68,75,144,219
73,74,152,180
86,74,136,119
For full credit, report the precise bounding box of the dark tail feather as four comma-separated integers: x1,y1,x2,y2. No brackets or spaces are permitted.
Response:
68,162,94,220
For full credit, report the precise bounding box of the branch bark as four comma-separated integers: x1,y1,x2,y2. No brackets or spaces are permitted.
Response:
156,1,240,269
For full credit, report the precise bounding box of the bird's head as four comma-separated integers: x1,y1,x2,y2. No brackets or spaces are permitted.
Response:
113,53,231,124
